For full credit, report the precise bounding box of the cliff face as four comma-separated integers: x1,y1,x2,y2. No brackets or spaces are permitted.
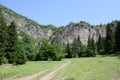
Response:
0,4,111,45
51,22,106,45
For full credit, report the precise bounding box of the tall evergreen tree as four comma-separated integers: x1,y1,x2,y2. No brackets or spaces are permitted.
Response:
5,21,18,64
65,42,72,58
0,11,7,65
16,45,27,65
105,24,114,54
115,21,120,53
97,34,105,54
87,35,92,49
87,35,97,51
71,35,82,58
87,35,97,57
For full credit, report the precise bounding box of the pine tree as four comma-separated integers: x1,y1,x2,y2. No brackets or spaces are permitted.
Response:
87,35,92,49
5,21,18,64
105,24,114,54
16,45,27,65
87,35,97,57
115,21,120,53
71,36,82,58
65,42,72,58
97,34,105,54
0,11,7,65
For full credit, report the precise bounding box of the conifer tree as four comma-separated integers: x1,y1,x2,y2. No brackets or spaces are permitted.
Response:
97,34,105,54
115,21,120,52
5,21,18,64
87,35,97,57
65,42,72,58
71,35,82,58
105,24,114,54
0,11,7,65
16,45,27,64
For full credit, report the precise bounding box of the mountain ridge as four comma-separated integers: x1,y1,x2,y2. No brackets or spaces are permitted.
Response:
0,4,117,45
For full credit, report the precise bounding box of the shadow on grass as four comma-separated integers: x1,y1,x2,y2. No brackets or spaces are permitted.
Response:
65,78,75,80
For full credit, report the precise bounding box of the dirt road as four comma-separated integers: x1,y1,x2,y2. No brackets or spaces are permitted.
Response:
11,60,71,80
40,60,71,80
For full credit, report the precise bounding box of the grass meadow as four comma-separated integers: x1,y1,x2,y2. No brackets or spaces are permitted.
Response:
64,57,120,80
0,56,119,80
0,61,64,80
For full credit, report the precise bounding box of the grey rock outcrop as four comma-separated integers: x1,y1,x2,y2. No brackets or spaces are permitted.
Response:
51,22,106,45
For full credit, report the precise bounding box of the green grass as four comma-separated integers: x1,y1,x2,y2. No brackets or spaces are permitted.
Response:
0,60,64,80
0,57,119,80
64,57,120,80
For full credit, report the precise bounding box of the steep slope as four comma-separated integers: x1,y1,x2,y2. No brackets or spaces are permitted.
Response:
0,4,56,41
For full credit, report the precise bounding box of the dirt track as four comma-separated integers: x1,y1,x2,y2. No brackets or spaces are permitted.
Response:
12,60,71,80
40,60,71,80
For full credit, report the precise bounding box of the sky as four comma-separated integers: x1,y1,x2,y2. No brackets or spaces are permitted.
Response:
0,0,120,27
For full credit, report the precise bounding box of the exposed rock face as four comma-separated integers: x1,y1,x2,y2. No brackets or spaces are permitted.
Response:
0,5,108,45
51,22,106,45
1,5,54,41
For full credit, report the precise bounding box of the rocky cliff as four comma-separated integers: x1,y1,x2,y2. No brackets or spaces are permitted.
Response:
50,22,106,45
1,4,116,45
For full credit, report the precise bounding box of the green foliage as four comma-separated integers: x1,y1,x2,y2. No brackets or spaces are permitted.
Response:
65,35,97,58
43,24,57,31
50,26,64,45
71,36,82,58
87,36,97,57
97,34,105,55
18,31,37,61
115,21,120,53
0,12,7,65
5,21,18,64
78,45,88,57
36,38,64,61
65,42,72,58
16,45,27,65
105,24,114,54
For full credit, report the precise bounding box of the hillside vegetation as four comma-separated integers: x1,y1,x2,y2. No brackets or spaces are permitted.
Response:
0,4,120,80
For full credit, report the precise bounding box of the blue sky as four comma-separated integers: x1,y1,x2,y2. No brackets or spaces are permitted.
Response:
0,0,120,27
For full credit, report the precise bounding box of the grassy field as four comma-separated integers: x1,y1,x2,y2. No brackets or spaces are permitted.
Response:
0,57,119,80
0,60,64,80
64,57,120,80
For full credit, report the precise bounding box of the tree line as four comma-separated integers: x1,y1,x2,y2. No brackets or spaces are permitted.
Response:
65,21,120,58
0,14,26,65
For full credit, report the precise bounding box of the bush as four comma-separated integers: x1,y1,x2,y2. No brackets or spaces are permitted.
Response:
36,39,64,61
65,78,75,80
16,46,27,65
3,57,8,64
79,49,96,57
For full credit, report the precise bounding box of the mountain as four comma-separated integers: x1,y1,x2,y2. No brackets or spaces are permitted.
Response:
0,4,117,45
0,4,56,41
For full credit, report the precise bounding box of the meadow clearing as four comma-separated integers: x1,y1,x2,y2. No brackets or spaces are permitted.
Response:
0,56,120,80
63,56,120,80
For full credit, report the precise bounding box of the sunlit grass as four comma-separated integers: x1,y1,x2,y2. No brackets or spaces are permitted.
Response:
0,60,64,80
64,57,120,80
0,57,119,80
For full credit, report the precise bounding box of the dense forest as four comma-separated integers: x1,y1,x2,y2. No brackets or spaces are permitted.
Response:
0,7,120,65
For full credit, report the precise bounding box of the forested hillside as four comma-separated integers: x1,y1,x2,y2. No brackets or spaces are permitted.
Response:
0,4,120,65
